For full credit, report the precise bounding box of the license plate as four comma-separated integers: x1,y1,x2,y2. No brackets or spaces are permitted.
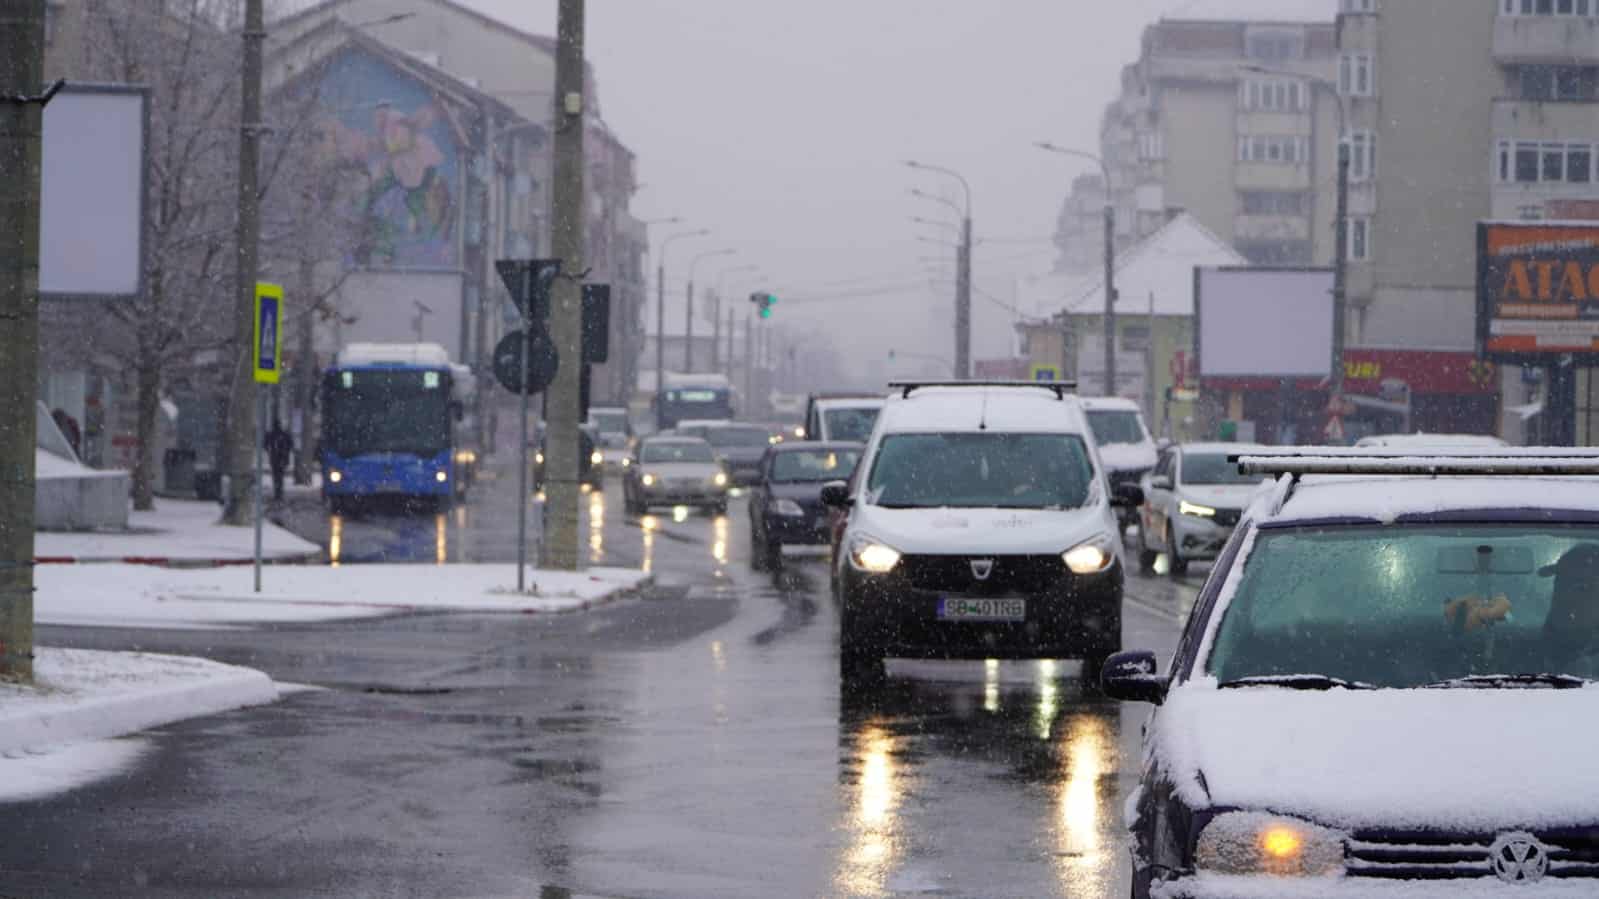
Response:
937,597,1025,622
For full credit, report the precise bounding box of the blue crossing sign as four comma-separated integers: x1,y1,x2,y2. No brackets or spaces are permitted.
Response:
253,282,283,384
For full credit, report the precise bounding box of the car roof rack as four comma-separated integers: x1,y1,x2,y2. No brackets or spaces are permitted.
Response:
887,380,1078,400
1226,449,1599,516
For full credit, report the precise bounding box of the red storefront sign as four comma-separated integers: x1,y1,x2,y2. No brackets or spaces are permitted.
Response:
1203,350,1496,396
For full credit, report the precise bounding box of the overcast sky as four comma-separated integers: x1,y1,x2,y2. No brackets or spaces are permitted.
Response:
460,0,1335,381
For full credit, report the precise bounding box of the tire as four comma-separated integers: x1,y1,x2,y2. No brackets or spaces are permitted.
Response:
840,646,886,690
327,495,346,517
750,526,770,572
711,500,729,516
1166,525,1188,577
1080,653,1109,696
764,538,784,571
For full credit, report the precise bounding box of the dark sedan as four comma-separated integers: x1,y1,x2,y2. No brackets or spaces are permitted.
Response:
747,441,862,571
678,422,776,486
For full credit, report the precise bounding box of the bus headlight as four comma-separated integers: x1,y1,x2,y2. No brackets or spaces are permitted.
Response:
435,470,448,483
329,470,343,484
535,451,545,465
641,473,656,487
590,450,603,466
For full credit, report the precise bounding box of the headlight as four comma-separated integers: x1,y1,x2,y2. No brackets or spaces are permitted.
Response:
1196,812,1345,877
621,457,631,467
328,470,343,484
641,473,656,487
772,498,805,517
849,534,901,573
1180,499,1216,518
713,472,728,487
434,470,448,483
1063,535,1115,574
590,450,603,466
535,451,545,465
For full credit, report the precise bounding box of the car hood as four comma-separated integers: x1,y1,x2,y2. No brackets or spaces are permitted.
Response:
1098,442,1157,473
1177,484,1268,510
767,481,827,504
850,504,1112,556
639,462,719,479
716,447,768,464
1159,684,1599,831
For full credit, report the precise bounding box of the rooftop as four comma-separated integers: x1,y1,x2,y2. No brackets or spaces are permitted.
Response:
878,386,1088,435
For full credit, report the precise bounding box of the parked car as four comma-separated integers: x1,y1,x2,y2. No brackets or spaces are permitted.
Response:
1137,442,1270,576
825,381,1141,686
803,393,885,443
1106,448,1599,898
622,435,729,515
748,441,863,571
1081,396,1158,532
534,423,603,489
674,420,773,486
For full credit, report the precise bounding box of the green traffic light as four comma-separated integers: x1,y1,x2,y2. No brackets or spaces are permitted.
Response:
759,306,772,319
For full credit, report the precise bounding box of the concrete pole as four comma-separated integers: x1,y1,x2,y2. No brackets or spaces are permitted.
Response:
743,313,753,416
1103,202,1117,397
223,0,264,526
1331,138,1350,402
957,216,972,379
725,306,734,379
684,277,695,373
710,290,720,370
0,0,45,682
542,0,586,570
292,258,315,485
655,258,664,397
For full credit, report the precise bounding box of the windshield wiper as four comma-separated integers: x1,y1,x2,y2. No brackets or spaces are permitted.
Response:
1218,674,1377,691
1422,673,1592,690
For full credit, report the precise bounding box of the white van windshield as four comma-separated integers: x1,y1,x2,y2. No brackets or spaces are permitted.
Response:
867,433,1094,510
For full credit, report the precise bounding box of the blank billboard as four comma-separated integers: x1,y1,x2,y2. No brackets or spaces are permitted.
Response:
1197,267,1334,378
40,85,147,299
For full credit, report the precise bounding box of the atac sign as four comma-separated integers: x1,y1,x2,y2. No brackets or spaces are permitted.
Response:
1477,221,1599,362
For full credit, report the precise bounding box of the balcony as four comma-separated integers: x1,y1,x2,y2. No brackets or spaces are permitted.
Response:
1493,96,1599,137
1495,15,1599,63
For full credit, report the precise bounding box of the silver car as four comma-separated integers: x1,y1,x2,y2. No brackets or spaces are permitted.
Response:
1137,442,1269,576
622,436,730,515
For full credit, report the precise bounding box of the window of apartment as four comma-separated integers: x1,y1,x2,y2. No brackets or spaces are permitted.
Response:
1236,239,1313,266
1238,135,1309,164
1344,217,1371,262
1503,0,1596,15
1240,190,1310,216
1246,31,1304,62
1120,325,1151,352
1341,0,1377,11
1137,131,1165,161
1342,131,1377,181
1339,53,1375,97
1519,65,1599,101
1240,79,1306,112
1498,139,1595,183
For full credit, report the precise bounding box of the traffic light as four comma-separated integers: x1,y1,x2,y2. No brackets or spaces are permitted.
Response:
749,291,778,319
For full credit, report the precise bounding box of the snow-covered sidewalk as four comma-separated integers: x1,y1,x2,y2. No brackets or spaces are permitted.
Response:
35,497,321,564
37,563,653,629
0,647,279,802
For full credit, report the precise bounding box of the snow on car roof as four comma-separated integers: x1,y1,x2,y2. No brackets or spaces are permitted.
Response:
875,386,1088,435
1261,475,1599,525
1355,432,1508,448
1176,442,1269,456
1079,396,1141,412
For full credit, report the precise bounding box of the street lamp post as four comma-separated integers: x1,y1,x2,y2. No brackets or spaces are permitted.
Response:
905,161,973,379
1243,65,1351,436
687,248,736,373
713,263,759,370
1036,142,1116,398
656,228,708,401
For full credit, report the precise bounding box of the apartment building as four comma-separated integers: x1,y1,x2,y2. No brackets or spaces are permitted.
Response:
1056,15,1341,272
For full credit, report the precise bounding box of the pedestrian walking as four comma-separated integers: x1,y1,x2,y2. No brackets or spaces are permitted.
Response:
264,418,293,500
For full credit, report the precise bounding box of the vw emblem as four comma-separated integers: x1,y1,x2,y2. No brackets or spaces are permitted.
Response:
1488,832,1549,884
970,559,994,581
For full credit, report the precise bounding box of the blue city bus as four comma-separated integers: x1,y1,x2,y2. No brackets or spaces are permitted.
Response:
320,343,467,513
655,373,736,431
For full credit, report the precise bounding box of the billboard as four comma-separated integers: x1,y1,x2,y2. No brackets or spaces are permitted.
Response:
1195,267,1334,378
1477,221,1599,362
39,84,148,299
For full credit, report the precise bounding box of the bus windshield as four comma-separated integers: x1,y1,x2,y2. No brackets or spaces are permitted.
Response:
325,369,451,457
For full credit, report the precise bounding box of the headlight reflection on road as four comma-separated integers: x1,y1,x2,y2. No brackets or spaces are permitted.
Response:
1055,714,1109,881
672,505,689,523
640,515,658,573
984,658,1001,713
1036,659,1060,740
712,514,728,565
836,723,902,897
588,491,605,562
329,515,343,567
434,513,448,565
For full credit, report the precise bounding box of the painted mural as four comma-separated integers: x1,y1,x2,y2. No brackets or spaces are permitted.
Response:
313,48,458,269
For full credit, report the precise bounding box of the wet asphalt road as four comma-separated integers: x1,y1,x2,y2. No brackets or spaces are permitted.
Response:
3,458,1201,899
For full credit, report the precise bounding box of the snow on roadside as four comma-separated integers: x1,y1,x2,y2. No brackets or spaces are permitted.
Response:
36,563,652,629
0,647,279,802
35,497,319,562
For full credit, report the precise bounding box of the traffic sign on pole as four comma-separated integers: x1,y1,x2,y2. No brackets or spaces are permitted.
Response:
496,259,562,320
1029,363,1060,382
253,282,282,384
492,327,561,395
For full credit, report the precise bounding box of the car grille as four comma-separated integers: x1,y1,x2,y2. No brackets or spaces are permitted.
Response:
1212,508,1242,527
898,554,1068,595
1346,830,1599,879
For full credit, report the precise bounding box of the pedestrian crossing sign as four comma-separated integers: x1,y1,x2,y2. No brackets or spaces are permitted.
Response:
253,282,283,385
1029,364,1060,382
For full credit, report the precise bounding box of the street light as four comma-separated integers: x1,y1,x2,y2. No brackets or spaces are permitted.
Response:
687,248,737,372
1037,141,1117,399
1243,64,1351,436
657,228,709,399
904,161,974,378
911,215,959,233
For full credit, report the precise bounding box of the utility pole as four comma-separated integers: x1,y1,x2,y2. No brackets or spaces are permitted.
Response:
743,313,753,416
1103,197,1116,397
293,258,315,485
710,290,720,370
223,0,265,526
724,306,733,377
1330,128,1350,406
0,0,45,682
542,0,586,570
684,276,695,373
957,213,972,379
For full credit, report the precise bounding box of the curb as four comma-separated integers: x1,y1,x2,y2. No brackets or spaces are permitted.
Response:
35,552,324,568
515,573,656,615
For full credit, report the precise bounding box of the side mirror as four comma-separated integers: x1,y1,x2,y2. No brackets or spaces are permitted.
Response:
1100,650,1167,704
1113,483,1144,508
1149,474,1173,491
820,480,852,509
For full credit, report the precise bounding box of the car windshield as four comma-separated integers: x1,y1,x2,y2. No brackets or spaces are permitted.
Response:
640,441,714,464
1207,524,1599,689
590,411,628,434
705,426,770,448
823,407,880,442
867,433,1094,510
1085,410,1145,446
771,448,861,482
1181,452,1266,486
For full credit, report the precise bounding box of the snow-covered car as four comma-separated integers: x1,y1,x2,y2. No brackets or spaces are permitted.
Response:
1082,396,1158,530
802,393,885,443
1137,442,1270,576
1355,432,1509,450
1105,450,1599,898
621,436,729,515
824,381,1143,686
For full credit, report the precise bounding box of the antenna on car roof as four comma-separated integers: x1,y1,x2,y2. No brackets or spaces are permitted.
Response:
887,380,1078,400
